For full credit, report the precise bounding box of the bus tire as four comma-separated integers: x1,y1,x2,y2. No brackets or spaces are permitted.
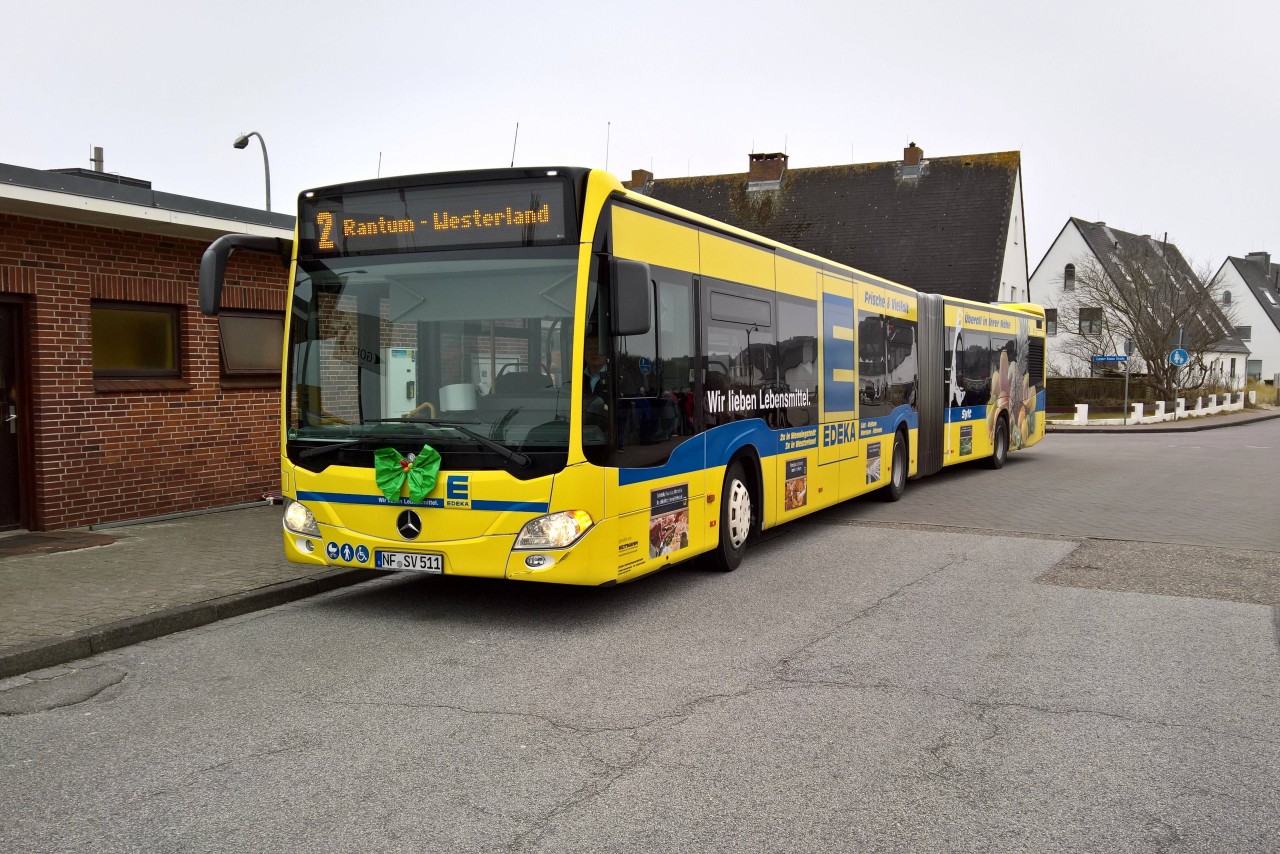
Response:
708,460,753,572
881,429,908,501
989,416,1009,470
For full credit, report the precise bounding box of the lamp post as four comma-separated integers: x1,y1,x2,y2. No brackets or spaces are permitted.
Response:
233,131,271,212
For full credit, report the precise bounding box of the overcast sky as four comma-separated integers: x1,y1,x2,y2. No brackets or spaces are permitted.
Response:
5,0,1277,273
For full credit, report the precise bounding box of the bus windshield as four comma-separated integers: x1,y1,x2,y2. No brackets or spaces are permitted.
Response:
286,246,579,475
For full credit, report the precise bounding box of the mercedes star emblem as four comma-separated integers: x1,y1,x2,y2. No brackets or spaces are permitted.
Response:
396,509,422,540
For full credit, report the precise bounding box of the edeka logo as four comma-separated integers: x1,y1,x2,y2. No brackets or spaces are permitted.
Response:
445,475,471,509
823,421,857,447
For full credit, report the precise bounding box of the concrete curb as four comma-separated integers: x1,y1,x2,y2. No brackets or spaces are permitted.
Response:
0,569,375,680
1047,410,1280,434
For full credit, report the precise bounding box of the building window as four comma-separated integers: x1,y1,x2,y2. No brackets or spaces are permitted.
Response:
1234,325,1251,341
219,312,285,381
1222,290,1232,305
1045,308,1058,336
1063,264,1076,291
1078,307,1103,335
91,302,180,378
1247,359,1262,381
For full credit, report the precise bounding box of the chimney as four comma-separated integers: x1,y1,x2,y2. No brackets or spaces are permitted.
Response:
623,169,653,191
91,146,104,172
747,152,787,184
1245,251,1271,272
904,142,923,166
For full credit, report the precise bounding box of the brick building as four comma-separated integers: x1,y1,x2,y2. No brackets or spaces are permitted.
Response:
0,161,294,531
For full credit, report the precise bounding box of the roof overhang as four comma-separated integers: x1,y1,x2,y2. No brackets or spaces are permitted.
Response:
0,164,294,243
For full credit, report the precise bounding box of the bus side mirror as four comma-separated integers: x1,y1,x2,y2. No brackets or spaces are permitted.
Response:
609,258,652,337
199,235,291,316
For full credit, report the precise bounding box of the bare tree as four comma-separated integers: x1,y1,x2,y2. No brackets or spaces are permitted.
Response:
1054,238,1239,400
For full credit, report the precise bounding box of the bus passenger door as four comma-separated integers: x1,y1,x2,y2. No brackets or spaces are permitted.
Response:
599,266,706,577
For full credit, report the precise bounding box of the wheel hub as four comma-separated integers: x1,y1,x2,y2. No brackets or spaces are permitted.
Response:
726,479,752,549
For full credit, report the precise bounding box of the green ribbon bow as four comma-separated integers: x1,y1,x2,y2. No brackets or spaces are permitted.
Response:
373,445,442,504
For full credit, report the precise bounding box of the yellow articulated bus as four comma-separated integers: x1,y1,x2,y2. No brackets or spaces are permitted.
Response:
199,167,1046,585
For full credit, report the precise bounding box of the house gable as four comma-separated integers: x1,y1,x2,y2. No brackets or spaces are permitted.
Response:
1031,219,1248,382
1219,254,1280,378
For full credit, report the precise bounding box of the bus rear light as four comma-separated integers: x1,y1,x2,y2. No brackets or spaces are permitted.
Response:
514,510,593,550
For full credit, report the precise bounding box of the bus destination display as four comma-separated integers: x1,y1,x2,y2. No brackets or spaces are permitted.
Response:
300,180,570,256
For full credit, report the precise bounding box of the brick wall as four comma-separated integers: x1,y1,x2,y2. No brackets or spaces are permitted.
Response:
0,213,288,530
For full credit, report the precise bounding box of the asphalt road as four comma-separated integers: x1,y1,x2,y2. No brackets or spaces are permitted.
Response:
2,425,1279,852
843,419,1280,553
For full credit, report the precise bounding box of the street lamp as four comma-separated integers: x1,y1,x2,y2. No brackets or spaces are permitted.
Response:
232,131,271,212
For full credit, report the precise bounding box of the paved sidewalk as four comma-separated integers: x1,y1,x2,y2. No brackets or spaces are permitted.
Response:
0,505,376,679
1048,404,1280,433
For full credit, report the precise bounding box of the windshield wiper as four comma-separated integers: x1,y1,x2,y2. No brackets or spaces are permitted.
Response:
364,418,533,469
296,438,364,460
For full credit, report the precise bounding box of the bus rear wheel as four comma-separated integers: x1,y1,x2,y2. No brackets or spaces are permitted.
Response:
989,417,1009,470
707,460,753,572
881,429,907,501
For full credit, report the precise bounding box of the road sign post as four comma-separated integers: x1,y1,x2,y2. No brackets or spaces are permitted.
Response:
1169,348,1190,421
1093,355,1131,425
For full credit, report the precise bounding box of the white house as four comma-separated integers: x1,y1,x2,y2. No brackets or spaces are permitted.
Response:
1029,218,1250,387
1210,252,1280,383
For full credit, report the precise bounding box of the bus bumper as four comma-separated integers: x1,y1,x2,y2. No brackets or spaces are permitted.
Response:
283,518,616,586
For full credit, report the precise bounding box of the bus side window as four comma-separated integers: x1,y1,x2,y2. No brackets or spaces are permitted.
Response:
777,295,818,428
703,283,776,427
961,332,991,406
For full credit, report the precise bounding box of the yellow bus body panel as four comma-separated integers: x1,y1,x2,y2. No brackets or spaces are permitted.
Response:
611,206,699,271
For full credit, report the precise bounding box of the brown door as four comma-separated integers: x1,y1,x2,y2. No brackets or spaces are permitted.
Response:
0,303,22,529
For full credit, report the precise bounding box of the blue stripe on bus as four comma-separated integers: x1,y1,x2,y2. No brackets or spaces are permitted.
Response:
618,420,785,486
472,500,549,512
296,491,549,513
859,406,919,437
945,405,989,423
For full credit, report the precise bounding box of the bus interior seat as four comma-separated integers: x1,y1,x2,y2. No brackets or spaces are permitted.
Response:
492,368,553,395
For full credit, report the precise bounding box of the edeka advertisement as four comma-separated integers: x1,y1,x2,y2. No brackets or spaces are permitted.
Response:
947,313,1040,453
996,317,1039,451
784,458,808,510
865,441,881,484
649,484,690,559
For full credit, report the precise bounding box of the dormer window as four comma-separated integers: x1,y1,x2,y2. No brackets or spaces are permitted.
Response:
1064,264,1076,291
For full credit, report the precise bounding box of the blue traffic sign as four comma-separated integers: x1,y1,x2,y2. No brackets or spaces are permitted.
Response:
1092,355,1128,363
1169,348,1190,367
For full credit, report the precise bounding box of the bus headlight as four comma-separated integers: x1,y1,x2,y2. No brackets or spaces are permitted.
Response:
514,510,593,550
283,500,320,537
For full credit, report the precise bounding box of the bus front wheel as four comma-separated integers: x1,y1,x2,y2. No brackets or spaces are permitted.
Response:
989,417,1009,470
708,460,753,572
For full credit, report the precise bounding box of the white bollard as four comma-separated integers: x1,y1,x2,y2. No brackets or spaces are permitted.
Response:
1249,390,1257,405
1176,398,1186,418
1074,403,1090,425
1132,402,1144,422
1153,401,1166,422
1209,394,1219,413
